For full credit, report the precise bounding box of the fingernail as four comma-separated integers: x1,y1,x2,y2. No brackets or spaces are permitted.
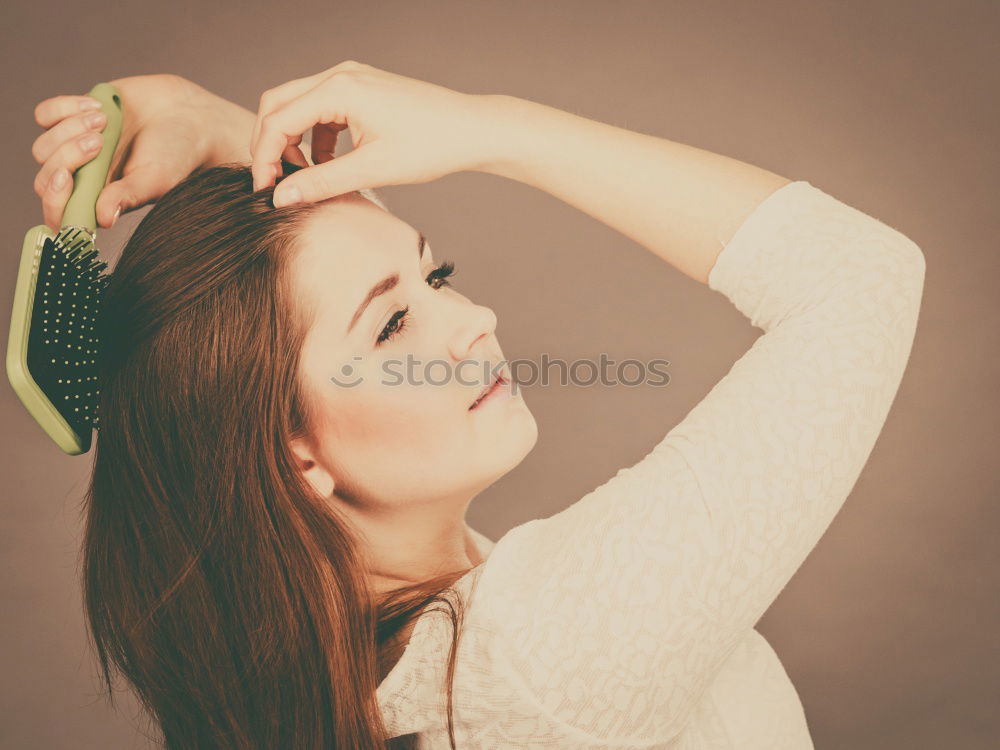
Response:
50,168,68,191
79,98,102,111
85,112,106,129
111,204,122,227
274,185,301,208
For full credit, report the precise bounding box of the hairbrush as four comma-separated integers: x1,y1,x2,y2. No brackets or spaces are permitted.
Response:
6,82,122,454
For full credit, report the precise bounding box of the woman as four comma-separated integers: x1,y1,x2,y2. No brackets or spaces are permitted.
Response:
31,63,925,749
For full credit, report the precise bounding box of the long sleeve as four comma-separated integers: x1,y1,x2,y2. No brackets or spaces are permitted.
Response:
471,180,926,743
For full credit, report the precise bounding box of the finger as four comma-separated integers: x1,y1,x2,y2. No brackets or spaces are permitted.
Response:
249,75,328,155
41,166,73,232
249,61,366,164
31,109,107,165
281,143,310,169
37,131,117,232
254,80,352,192
34,94,103,129
281,132,309,166
311,122,344,165
250,77,328,189
33,130,104,198
273,143,385,207
93,164,168,229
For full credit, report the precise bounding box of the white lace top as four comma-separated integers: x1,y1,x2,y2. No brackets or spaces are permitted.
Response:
376,180,927,748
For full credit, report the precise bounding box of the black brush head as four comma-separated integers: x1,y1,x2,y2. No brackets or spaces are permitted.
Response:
27,227,110,450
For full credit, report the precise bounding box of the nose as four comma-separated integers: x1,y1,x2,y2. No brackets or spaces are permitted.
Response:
448,301,498,362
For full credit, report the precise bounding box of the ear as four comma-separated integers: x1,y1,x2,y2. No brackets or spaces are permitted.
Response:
289,434,336,498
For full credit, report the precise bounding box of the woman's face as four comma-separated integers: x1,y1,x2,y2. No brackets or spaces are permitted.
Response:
287,192,537,513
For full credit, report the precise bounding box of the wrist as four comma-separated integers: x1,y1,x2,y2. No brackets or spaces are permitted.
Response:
200,93,256,168
466,93,561,184
465,94,526,177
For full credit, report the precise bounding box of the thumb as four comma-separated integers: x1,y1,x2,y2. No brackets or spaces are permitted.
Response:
96,166,170,228
273,146,384,207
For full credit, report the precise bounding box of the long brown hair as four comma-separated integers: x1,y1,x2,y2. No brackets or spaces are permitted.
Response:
82,163,472,748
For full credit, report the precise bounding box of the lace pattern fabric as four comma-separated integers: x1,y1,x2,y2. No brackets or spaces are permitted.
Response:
377,180,926,748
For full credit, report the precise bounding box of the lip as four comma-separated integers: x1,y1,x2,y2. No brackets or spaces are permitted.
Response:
469,369,508,410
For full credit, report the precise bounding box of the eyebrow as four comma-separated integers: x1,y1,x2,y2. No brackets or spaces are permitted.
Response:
346,232,427,335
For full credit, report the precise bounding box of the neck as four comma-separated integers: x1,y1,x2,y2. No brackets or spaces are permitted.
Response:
331,493,484,596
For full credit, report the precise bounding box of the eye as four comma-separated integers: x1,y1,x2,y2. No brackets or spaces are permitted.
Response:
375,260,458,346
426,260,455,289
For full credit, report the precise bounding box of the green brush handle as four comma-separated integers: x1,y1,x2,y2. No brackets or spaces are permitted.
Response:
62,82,123,232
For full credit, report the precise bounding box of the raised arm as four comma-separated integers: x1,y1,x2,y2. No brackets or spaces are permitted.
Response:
188,81,257,168
468,98,926,743
473,93,793,284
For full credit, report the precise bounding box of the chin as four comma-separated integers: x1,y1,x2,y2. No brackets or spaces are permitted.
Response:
503,411,540,468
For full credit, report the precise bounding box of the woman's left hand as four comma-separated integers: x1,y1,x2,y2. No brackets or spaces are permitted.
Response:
249,61,502,206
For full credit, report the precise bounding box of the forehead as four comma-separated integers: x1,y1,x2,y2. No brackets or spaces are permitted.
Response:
289,194,420,333
296,193,410,269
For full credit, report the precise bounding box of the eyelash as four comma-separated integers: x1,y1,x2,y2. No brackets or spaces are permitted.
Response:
375,261,457,346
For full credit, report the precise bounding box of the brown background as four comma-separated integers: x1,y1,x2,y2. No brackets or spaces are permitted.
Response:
2,1,997,748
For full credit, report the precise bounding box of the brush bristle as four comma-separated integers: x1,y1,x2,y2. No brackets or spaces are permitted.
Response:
27,227,110,439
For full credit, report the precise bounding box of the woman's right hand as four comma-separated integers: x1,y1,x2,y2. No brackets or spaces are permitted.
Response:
31,74,231,232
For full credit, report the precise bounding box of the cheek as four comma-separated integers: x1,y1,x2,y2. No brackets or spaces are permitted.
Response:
302,345,473,481
321,379,463,457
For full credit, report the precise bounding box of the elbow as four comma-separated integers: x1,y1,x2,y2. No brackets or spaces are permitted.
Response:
873,230,927,350
898,237,927,323
866,224,927,312
900,235,927,299
837,224,927,353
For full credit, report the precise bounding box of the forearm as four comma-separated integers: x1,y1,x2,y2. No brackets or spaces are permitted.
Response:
473,94,792,285
200,94,257,167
